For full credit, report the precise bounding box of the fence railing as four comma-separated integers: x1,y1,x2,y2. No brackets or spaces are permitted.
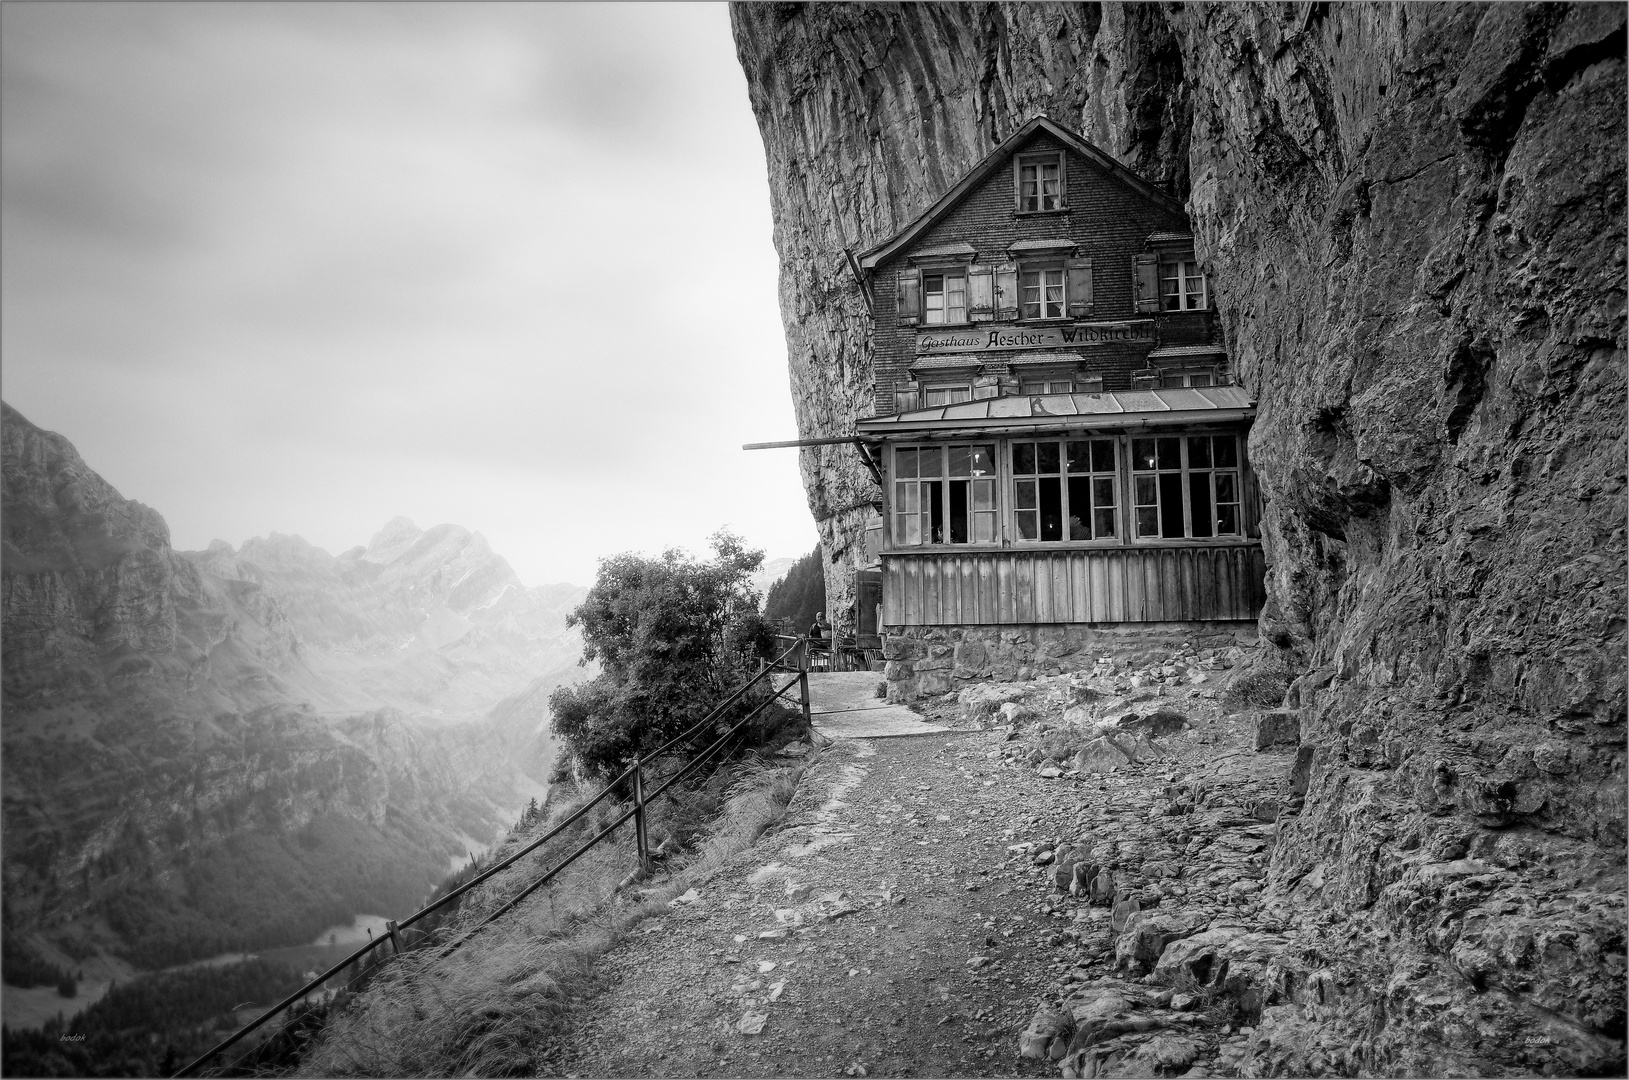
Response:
175,639,814,1078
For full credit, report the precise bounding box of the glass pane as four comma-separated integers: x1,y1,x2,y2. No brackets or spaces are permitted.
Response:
1013,442,1036,475
1039,477,1062,541
1217,504,1239,535
924,274,943,295
1066,440,1092,473
1216,472,1237,504
1157,438,1181,471
1191,372,1213,387
1017,511,1038,540
1015,478,1037,510
970,445,994,476
1094,507,1116,538
1135,475,1157,506
1133,439,1156,471
1189,474,1213,539
1159,473,1186,538
1092,440,1115,472
1092,477,1115,507
1022,381,1046,395
971,479,994,511
973,512,997,543
896,483,919,513
1188,436,1212,469
948,480,968,544
1037,442,1060,474
919,447,942,477
896,515,919,545
1214,437,1238,468
1136,506,1159,537
1067,476,1091,538
895,448,917,479
948,446,970,477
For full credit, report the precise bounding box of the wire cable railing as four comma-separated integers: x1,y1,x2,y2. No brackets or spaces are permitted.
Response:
174,639,814,1078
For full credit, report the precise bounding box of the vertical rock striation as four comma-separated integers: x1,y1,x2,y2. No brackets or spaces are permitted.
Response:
733,3,1625,1072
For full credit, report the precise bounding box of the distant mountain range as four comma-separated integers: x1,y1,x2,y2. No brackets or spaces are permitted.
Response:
1,401,588,970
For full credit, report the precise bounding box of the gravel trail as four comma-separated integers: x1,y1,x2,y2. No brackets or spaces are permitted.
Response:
538,727,1088,1078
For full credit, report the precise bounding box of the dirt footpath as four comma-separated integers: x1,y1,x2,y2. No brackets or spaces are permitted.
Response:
538,728,1087,1078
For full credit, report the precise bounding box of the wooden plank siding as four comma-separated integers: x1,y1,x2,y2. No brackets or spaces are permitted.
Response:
881,545,1266,626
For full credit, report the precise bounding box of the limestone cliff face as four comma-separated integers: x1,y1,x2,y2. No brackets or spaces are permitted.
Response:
734,3,1625,1072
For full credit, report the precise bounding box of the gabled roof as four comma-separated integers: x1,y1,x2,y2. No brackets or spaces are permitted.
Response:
857,116,1186,271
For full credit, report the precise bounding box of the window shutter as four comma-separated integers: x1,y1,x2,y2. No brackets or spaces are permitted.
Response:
897,270,921,325
966,265,994,321
1133,253,1160,313
993,262,1019,321
1065,257,1094,318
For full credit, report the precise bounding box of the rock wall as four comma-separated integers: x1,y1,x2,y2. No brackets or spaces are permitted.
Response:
733,3,1625,1072
882,621,1255,701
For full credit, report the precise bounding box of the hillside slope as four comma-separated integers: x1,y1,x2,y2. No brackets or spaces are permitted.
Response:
732,3,1625,1073
2,401,583,967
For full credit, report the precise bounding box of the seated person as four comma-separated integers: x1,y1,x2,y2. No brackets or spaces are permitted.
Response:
808,612,831,651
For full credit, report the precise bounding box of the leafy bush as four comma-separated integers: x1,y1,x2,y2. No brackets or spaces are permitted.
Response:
549,530,778,780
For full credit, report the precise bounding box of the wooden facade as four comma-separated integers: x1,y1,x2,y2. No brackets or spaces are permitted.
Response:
881,544,1266,626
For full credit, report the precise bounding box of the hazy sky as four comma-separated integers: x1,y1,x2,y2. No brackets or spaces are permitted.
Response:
2,2,815,586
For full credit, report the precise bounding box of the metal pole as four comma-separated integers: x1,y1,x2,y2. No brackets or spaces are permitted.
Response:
633,756,649,873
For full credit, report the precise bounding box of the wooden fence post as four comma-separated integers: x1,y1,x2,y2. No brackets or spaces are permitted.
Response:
633,757,649,873
385,921,403,956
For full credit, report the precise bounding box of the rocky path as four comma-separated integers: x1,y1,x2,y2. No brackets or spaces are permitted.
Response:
539,650,1300,1079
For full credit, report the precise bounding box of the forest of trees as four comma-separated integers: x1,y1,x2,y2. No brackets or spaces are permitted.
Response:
761,546,825,632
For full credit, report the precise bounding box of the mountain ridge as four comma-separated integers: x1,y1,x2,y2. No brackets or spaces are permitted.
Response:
1,400,586,968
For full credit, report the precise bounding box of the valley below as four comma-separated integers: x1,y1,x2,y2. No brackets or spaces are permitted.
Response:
1,401,587,1000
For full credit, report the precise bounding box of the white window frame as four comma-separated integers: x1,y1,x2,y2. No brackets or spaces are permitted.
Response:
1160,257,1209,311
891,443,998,547
1020,267,1065,320
1130,433,1243,541
1010,437,1120,544
921,270,968,325
1016,152,1064,213
922,383,972,407
1020,378,1074,395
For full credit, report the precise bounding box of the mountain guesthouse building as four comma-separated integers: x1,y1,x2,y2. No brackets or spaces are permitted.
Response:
850,117,1265,701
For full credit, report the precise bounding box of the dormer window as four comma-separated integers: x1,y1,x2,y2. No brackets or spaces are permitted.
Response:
1015,152,1064,213
922,272,967,324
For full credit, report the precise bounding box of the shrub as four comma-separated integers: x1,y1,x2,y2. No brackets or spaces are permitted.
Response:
549,530,777,780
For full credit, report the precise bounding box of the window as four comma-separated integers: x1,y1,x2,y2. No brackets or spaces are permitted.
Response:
1016,153,1063,212
923,272,967,324
1012,438,1118,542
1020,378,1073,395
1021,268,1065,319
1131,434,1241,540
922,384,972,406
892,444,997,546
1160,259,1208,311
1162,368,1217,388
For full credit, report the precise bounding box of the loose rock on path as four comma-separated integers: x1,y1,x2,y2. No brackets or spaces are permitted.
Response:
539,655,1295,1079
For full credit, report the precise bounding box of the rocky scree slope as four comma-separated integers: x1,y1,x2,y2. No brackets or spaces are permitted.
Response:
732,3,1625,1074
1,402,581,967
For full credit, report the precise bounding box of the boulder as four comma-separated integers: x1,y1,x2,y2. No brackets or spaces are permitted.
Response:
1018,1006,1076,1060
1073,736,1132,774
1254,709,1301,750
1088,867,1116,906
1116,911,1208,973
1119,709,1189,737
1152,925,1292,1019
1051,845,1081,890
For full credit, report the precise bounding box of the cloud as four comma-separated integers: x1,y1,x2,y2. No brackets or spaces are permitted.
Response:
1,3,815,585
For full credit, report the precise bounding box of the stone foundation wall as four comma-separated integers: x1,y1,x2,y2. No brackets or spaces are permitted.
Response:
881,621,1258,702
